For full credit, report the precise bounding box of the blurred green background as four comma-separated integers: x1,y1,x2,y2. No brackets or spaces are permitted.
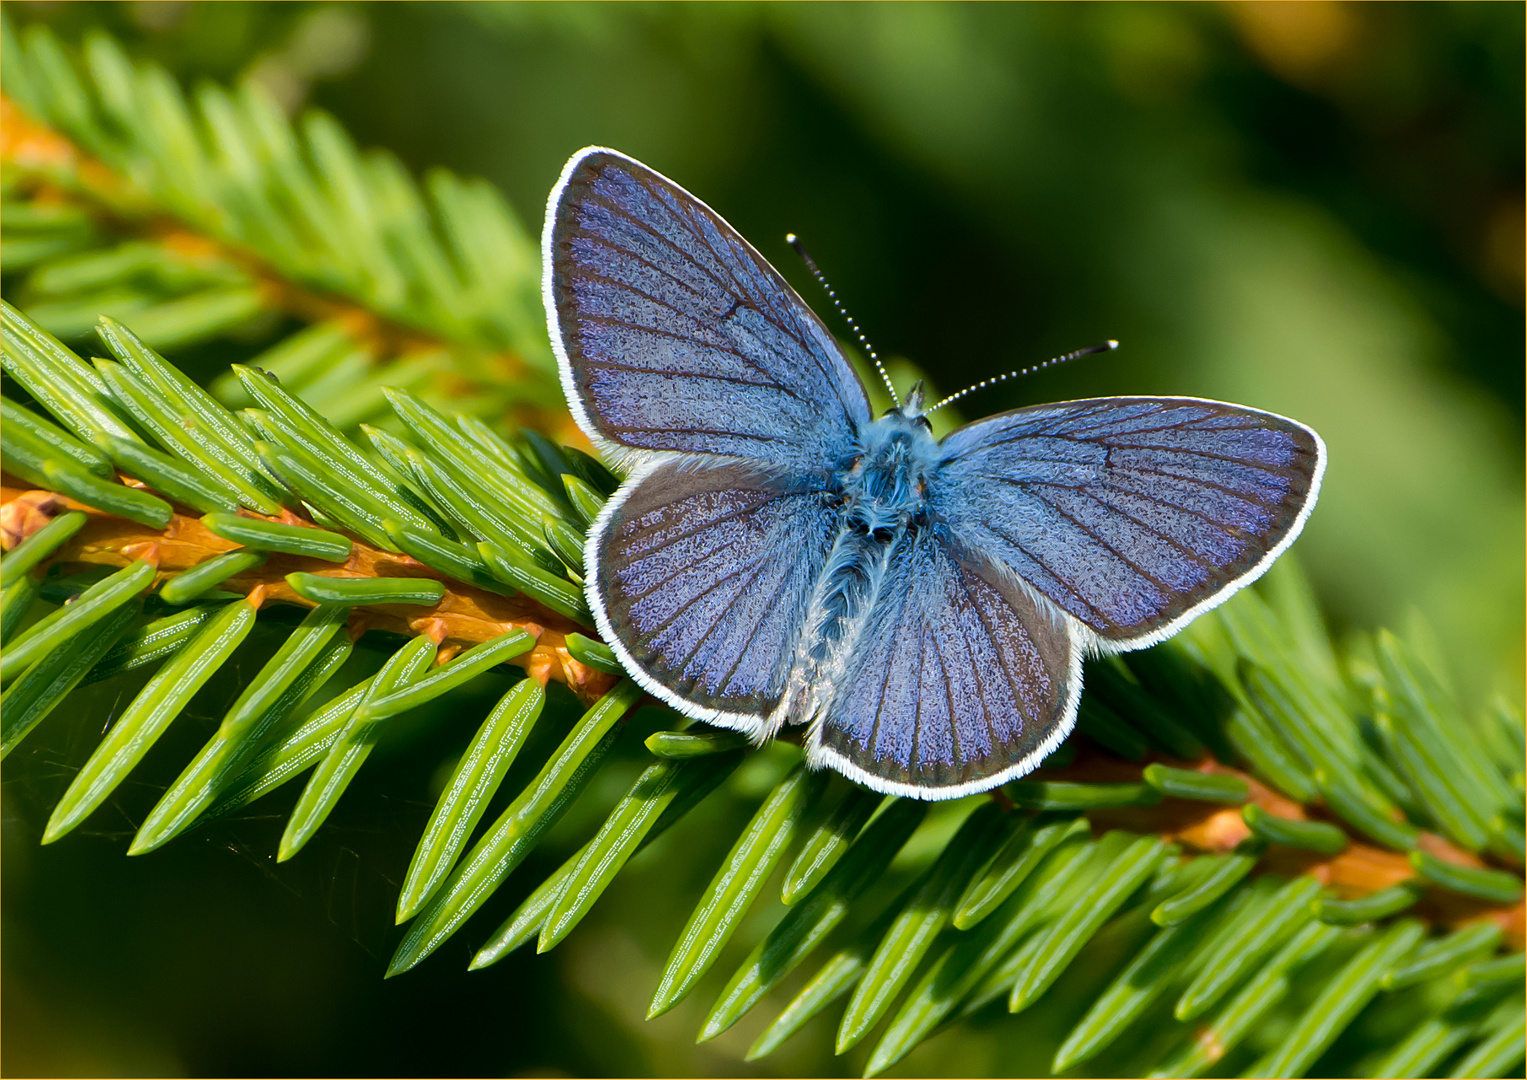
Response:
3,2,1522,1076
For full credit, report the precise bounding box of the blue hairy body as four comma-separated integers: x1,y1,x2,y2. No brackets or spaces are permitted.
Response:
788,402,946,718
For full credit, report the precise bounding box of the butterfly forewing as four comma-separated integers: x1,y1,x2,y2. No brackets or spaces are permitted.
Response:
933,397,1324,645
545,147,871,471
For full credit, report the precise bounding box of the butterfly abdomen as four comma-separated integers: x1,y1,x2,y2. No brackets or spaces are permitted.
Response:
809,532,883,655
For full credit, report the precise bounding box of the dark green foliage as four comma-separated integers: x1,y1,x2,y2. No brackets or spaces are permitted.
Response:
44,594,256,841
1,18,1522,1079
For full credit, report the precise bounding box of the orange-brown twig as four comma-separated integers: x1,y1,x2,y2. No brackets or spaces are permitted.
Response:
1065,747,1524,945
2,479,616,704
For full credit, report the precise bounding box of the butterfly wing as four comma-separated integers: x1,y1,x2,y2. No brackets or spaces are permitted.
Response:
809,526,1080,799
932,397,1325,647
588,459,840,733
544,147,871,471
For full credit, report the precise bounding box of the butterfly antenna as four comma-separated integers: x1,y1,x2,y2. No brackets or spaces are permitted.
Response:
787,233,900,407
924,340,1119,415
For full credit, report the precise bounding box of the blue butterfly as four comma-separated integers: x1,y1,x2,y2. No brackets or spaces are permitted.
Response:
542,147,1325,800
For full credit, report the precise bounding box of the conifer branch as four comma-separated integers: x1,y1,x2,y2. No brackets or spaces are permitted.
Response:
0,13,575,437
0,93,566,434
2,19,1521,1076
0,479,614,703
1063,748,1524,945
4,468,1519,945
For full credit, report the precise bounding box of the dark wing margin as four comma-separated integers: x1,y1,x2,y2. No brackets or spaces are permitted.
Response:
810,527,1081,799
933,397,1325,646
543,147,871,471
588,459,839,732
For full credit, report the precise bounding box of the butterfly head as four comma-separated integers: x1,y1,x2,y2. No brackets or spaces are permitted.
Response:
886,380,932,431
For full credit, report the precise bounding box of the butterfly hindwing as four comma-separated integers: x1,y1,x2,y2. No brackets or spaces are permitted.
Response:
933,397,1325,646
810,526,1080,798
588,459,839,731
545,147,871,471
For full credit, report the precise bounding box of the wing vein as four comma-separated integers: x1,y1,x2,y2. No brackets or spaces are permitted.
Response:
974,517,1112,626
634,552,772,638
716,563,799,696
927,604,962,771
577,189,735,295
610,423,800,444
1024,482,1219,571
584,354,803,399
570,269,787,387
670,553,776,676
950,558,1013,744
1012,495,1180,595
657,180,862,434
617,529,759,606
